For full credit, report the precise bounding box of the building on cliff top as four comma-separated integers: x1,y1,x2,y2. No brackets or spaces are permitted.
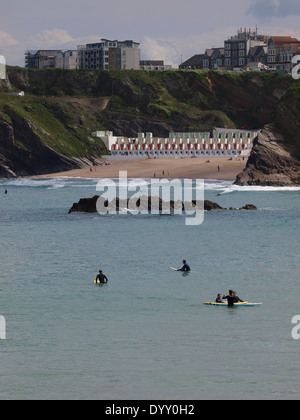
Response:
77,39,141,70
25,49,78,69
180,28,300,74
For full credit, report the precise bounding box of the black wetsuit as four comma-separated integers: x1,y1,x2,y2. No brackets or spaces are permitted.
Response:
223,295,244,307
178,263,191,272
96,274,108,284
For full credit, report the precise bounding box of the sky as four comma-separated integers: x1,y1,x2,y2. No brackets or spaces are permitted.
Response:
0,0,300,67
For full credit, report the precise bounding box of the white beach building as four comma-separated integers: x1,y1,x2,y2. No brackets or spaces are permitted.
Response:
93,129,258,161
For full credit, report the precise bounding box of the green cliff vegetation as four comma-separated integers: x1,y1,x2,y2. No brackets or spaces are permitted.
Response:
0,66,299,177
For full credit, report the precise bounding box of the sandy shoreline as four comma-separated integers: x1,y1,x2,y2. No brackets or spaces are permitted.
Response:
36,157,247,181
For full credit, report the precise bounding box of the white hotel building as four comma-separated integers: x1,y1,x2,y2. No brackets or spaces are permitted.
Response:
93,129,258,160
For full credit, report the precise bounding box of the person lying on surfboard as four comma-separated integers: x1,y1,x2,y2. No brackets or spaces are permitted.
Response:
177,260,191,272
96,270,108,284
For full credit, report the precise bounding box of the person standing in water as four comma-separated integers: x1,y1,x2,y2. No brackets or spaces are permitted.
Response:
177,260,191,272
222,290,244,307
95,270,108,285
222,290,235,307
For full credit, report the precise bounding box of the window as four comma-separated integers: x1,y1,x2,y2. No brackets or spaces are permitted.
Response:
225,51,231,57
239,58,245,66
225,58,231,66
225,43,231,50
239,50,245,57
239,43,244,50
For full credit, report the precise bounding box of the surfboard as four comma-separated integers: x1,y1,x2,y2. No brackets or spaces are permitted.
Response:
94,280,107,285
203,302,262,307
170,267,192,272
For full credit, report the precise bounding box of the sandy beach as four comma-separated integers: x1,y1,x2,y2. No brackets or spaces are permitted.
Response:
38,157,247,181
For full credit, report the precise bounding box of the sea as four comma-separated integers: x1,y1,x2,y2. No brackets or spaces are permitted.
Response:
0,176,299,400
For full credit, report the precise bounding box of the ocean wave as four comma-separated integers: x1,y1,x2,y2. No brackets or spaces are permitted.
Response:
1,177,299,194
0,177,98,189
220,184,300,194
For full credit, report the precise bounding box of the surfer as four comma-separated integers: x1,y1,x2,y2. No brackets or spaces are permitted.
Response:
178,260,191,272
216,294,224,303
222,290,244,307
233,291,244,303
222,290,235,307
95,270,108,284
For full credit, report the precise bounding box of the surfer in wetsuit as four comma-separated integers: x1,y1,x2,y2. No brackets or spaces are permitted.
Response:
222,290,244,307
233,291,244,303
96,270,108,284
178,260,191,272
216,294,224,303
222,290,235,307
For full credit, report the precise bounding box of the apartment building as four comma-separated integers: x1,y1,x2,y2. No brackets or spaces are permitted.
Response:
25,50,78,69
224,28,269,68
57,50,78,69
267,36,300,72
77,39,140,70
180,28,273,71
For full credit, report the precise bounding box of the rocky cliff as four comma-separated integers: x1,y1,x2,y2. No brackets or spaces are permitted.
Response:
235,80,300,186
235,129,300,186
0,67,299,180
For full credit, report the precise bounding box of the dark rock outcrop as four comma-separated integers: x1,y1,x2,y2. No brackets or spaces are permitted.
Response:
235,129,300,186
68,196,256,214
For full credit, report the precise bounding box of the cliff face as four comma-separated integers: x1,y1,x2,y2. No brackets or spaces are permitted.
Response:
235,82,300,186
235,129,300,186
0,67,299,179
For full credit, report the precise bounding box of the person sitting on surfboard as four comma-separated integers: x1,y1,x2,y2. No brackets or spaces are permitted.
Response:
216,294,224,303
178,260,191,272
96,270,108,284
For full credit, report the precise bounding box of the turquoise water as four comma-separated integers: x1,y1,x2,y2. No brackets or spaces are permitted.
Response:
0,177,299,400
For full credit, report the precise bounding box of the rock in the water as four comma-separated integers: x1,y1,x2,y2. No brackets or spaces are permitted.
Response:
239,204,257,210
235,129,300,186
203,200,224,211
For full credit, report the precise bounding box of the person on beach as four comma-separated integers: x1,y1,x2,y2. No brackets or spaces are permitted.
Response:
177,260,191,272
95,270,108,284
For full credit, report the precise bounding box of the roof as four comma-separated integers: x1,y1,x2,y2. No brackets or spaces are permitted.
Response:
205,48,224,58
280,43,300,53
248,45,267,57
180,54,205,67
269,36,300,46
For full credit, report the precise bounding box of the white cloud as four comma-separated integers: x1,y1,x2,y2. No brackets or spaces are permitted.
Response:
28,29,74,48
0,31,19,47
140,27,238,68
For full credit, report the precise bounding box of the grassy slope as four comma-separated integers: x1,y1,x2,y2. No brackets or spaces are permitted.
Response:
1,67,299,159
